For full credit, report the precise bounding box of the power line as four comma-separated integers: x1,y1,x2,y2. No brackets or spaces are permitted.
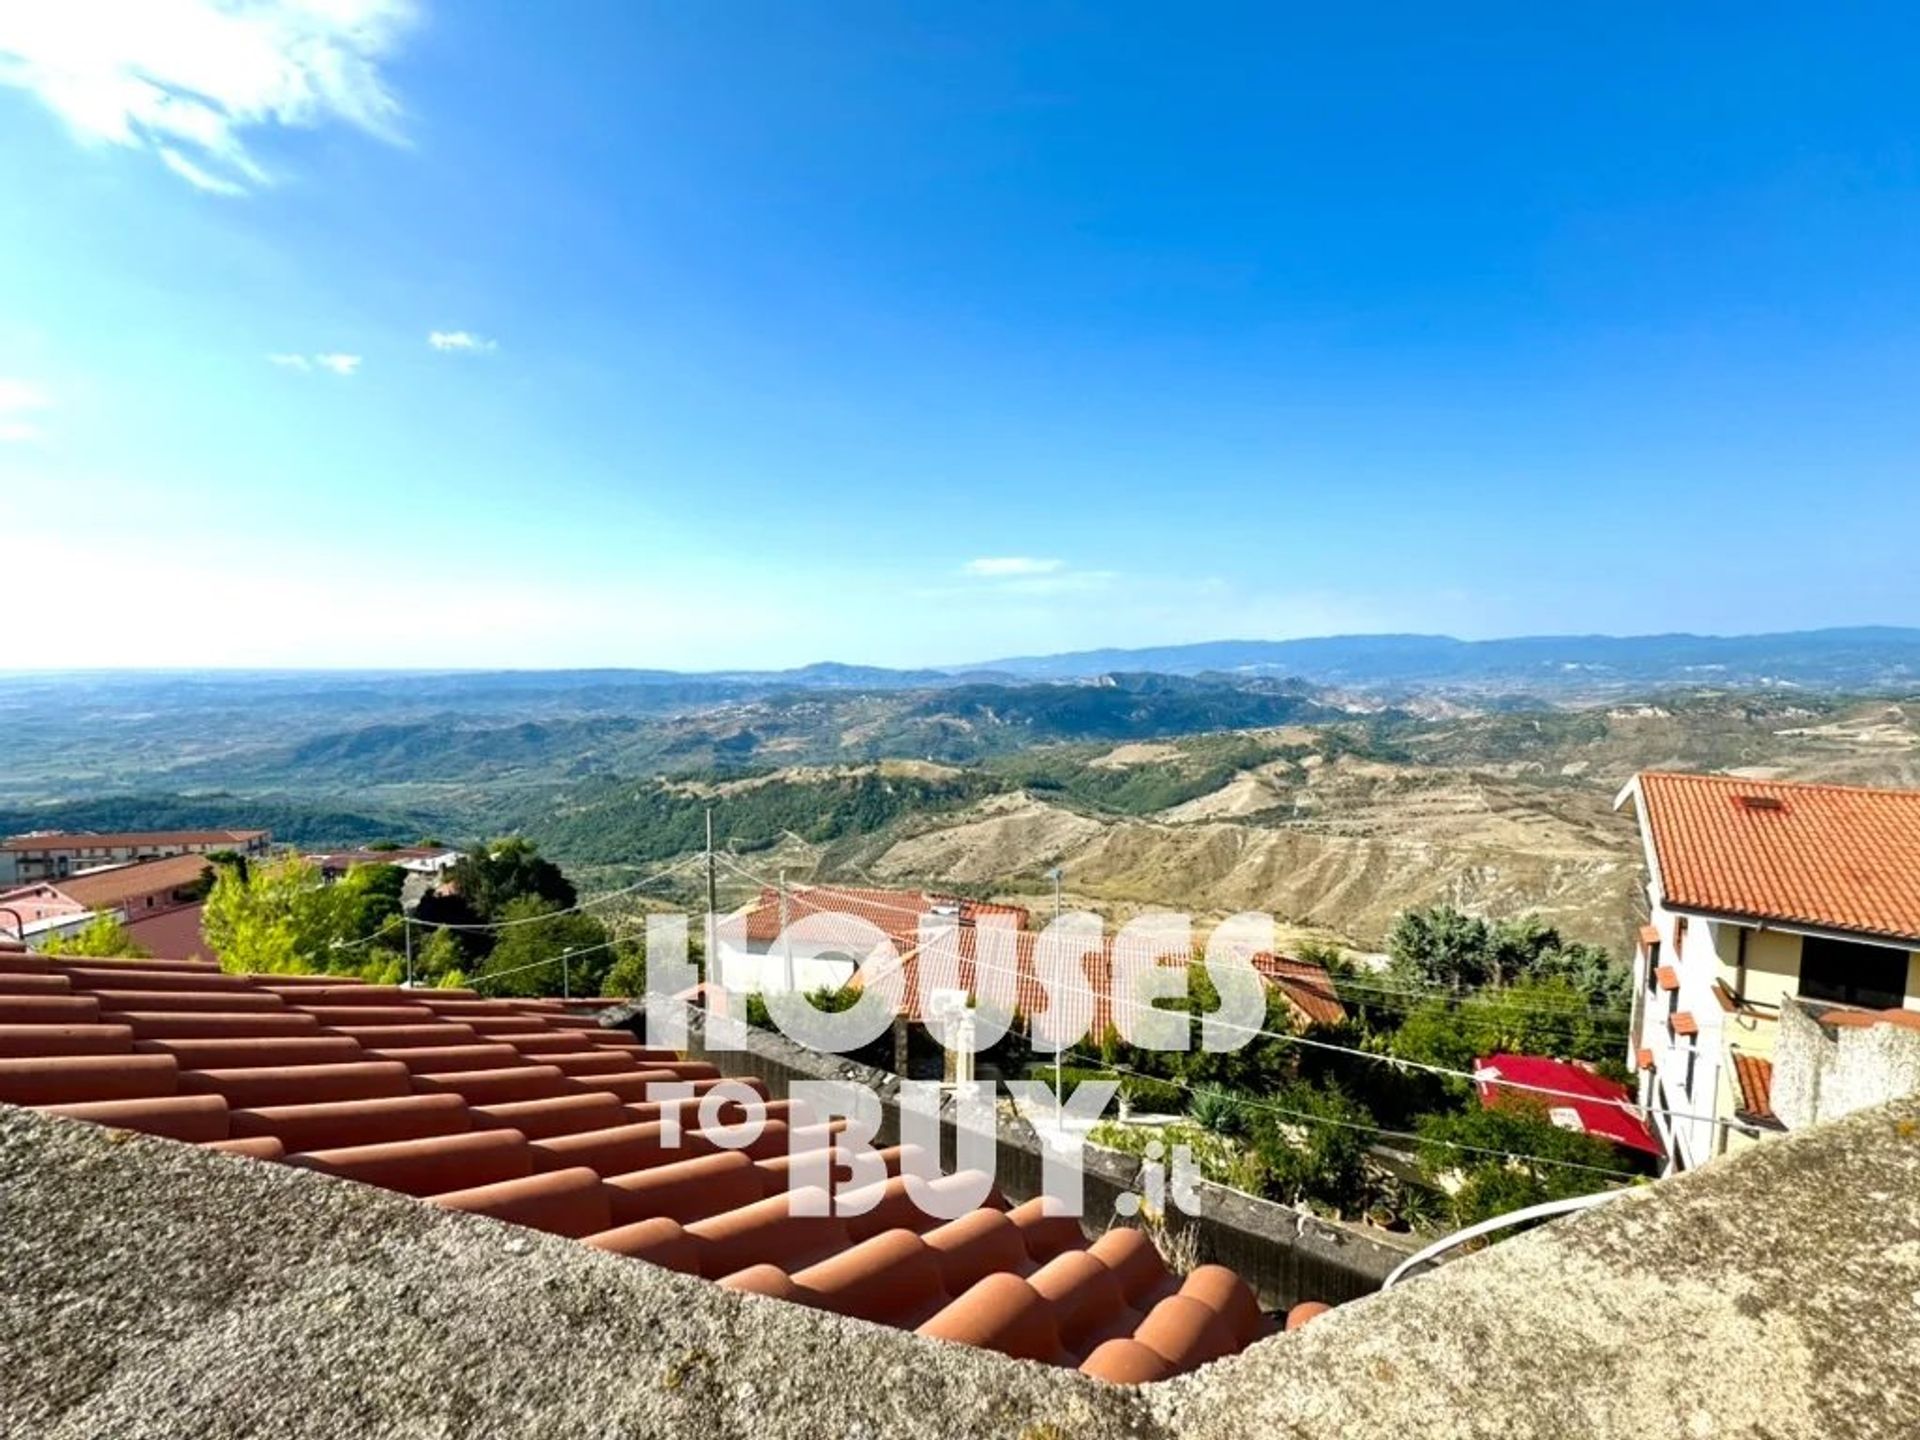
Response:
718,862,1628,1021
420,852,709,932
710,852,1736,1135
1053,1049,1639,1181
328,853,707,953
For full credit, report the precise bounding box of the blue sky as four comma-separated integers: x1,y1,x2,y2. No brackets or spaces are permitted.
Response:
3,3,1918,669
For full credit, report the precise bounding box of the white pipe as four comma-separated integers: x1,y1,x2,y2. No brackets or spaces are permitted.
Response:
1380,1188,1627,1290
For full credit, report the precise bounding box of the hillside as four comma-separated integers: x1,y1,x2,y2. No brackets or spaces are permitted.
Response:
495,692,1920,955
5,664,1918,959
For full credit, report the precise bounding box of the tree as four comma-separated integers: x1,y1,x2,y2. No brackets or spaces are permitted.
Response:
1248,1081,1375,1217
37,914,149,959
1415,1099,1637,1226
203,854,335,973
202,855,404,975
449,838,575,921
603,943,647,998
421,838,578,962
475,896,623,998
1388,906,1497,991
1388,905,1627,1011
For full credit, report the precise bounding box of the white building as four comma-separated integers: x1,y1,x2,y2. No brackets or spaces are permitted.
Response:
1617,771,1920,1171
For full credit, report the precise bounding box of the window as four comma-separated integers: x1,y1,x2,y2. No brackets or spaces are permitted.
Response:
1799,936,1909,1011
1674,917,1688,955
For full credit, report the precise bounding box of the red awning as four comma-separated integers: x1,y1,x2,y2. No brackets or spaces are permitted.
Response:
1474,1053,1662,1159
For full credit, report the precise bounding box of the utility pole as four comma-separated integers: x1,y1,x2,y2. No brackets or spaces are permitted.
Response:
403,914,414,989
704,806,717,992
562,947,573,1002
1048,865,1065,1130
779,867,793,992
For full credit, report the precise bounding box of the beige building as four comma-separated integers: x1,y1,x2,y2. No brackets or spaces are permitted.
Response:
0,829,270,886
1617,771,1920,1171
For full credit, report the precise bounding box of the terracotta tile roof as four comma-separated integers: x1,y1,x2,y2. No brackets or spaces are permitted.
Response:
1807,1002,1920,1035
2,853,215,912
1637,924,1660,948
1730,1050,1775,1123
0,950,1267,1381
1655,966,1679,992
1670,1011,1698,1038
866,926,1124,1040
1250,954,1346,1028
124,903,211,963
851,930,1337,1042
739,885,1032,953
1473,1054,1661,1158
1630,771,1920,944
0,829,266,853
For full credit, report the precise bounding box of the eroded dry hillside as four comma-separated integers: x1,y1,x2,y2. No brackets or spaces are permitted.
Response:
843,696,1920,953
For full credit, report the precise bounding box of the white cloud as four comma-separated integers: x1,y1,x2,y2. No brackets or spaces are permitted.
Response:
268,351,360,376
428,330,497,353
963,556,1065,577
158,144,250,196
0,0,418,196
0,378,50,442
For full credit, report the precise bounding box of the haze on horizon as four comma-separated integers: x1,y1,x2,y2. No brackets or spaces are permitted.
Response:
3,4,1917,671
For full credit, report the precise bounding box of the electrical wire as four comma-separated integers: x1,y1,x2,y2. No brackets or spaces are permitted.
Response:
1051,1049,1640,1181
711,852,1736,1135
720,862,1630,1021
328,852,707,953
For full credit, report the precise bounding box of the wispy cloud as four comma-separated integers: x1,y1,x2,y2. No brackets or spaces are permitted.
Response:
268,352,360,377
963,556,1065,577
428,330,497,354
936,556,1117,600
0,0,418,196
0,378,51,442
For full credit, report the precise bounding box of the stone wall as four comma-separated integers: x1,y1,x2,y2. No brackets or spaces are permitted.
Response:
1773,996,1920,1130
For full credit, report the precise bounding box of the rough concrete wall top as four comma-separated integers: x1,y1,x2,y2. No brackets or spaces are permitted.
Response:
0,1108,1145,1440
1157,1094,1920,1440
5,1095,1920,1439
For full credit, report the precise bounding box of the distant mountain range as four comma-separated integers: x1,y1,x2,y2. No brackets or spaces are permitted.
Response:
7,628,1920,702
961,626,1920,691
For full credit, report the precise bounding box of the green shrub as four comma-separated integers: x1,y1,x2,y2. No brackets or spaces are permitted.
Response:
1189,1084,1249,1137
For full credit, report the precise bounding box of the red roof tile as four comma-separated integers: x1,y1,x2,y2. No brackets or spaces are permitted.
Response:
1631,771,1920,944
0,829,265,853
739,885,1030,947
1730,1050,1775,1122
1250,953,1347,1028
1,853,215,912
123,903,212,962
0,950,1267,1381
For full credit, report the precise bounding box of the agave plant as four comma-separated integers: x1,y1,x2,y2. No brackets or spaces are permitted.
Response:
1188,1084,1247,1137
